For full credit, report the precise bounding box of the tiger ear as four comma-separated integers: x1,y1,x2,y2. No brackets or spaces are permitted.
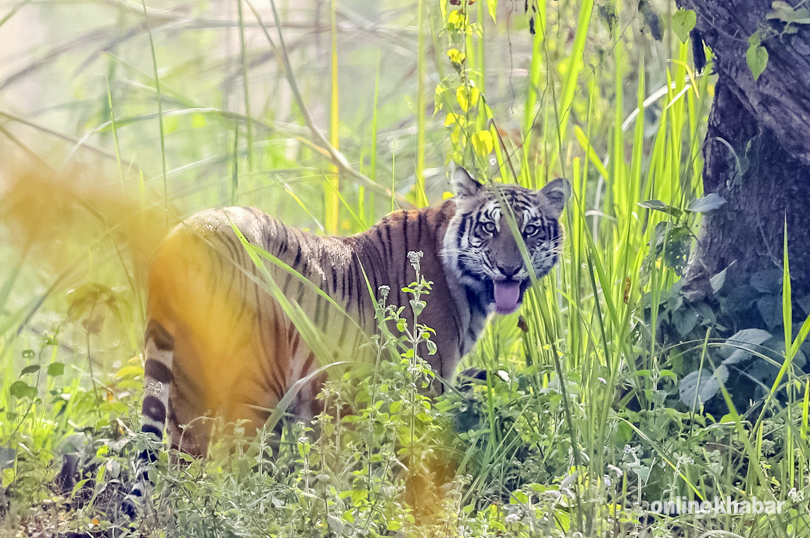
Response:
539,178,571,219
452,166,483,198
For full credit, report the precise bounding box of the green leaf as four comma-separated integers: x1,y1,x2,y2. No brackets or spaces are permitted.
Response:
767,1,810,25
9,381,37,399
47,362,65,377
757,295,781,330
725,285,761,313
409,299,426,316
710,268,728,295
721,328,772,363
638,199,682,217
434,84,446,113
672,9,696,43
679,366,728,406
21,365,40,375
426,340,437,356
686,193,726,213
511,490,529,504
747,33,769,80
471,130,494,156
115,365,143,378
751,269,783,295
672,307,698,336
486,0,497,23
71,478,91,499
663,225,692,275
21,349,35,359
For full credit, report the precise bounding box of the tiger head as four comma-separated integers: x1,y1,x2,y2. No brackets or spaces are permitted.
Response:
442,168,570,315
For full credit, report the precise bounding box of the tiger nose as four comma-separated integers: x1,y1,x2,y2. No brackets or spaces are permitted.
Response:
496,263,522,279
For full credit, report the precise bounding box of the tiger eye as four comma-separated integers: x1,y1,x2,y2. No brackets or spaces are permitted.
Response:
481,222,497,234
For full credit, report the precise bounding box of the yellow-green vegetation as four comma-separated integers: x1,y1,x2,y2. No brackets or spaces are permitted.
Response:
1,0,809,536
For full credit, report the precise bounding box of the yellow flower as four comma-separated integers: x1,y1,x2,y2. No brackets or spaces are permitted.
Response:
447,48,466,64
447,10,465,29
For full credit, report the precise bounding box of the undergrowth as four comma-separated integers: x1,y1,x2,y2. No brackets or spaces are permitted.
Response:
3,254,810,536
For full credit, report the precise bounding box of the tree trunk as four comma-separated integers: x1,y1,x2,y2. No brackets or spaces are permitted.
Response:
677,0,810,301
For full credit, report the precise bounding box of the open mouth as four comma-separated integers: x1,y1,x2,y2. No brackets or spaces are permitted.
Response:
487,279,528,315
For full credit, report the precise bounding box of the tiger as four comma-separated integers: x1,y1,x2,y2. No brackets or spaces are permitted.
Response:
127,167,568,508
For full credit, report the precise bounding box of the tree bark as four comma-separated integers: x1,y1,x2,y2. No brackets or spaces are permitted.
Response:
677,0,810,299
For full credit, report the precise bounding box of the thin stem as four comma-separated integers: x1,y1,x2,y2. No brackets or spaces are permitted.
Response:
86,330,100,416
141,0,169,230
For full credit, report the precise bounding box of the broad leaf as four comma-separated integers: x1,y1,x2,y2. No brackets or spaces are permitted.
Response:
720,328,772,363
725,285,760,313
710,268,728,295
762,337,807,369
750,269,782,294
672,307,698,336
747,32,769,80
686,193,726,213
486,0,497,23
663,225,692,276
679,365,729,406
21,364,40,375
638,199,682,217
767,1,810,24
471,130,494,156
9,380,37,399
757,295,781,330
672,9,696,43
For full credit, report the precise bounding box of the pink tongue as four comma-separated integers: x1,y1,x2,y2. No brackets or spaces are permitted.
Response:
493,281,521,314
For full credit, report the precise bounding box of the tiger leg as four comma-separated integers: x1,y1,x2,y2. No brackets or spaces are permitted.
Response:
212,325,292,454
124,320,175,519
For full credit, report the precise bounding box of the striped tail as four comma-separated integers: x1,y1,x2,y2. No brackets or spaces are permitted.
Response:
124,320,175,519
